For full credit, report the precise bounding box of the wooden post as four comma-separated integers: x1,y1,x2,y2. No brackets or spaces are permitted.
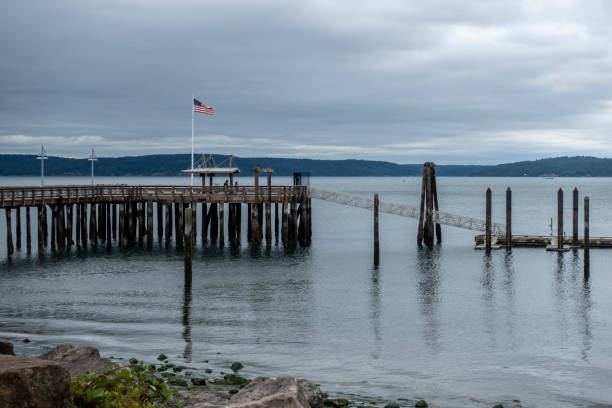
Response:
247,203,252,242
374,193,379,266
106,202,111,248
131,201,138,243
177,197,184,249
57,201,64,250
485,187,492,251
68,204,74,248
573,187,579,246
282,200,288,245
157,202,163,243
558,188,563,250
112,203,117,241
307,197,312,243
5,209,13,256
431,164,442,243
423,164,434,247
137,202,144,248
265,202,272,246
236,203,242,244
417,165,426,246
26,206,31,254
275,202,279,243
75,204,81,248
209,203,218,243
91,203,97,248
16,207,21,250
42,204,48,247
119,203,125,248
167,202,173,244
147,198,153,250
174,201,181,246
192,200,197,246
165,203,172,247
184,207,192,274
219,203,225,246
505,187,512,247
37,206,44,254
584,196,590,271
202,202,209,244
51,204,57,251
289,201,298,246
81,202,87,248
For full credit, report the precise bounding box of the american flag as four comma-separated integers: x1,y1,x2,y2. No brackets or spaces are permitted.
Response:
193,98,214,115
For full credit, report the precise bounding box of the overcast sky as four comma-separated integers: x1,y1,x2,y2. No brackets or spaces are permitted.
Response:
1,0,612,164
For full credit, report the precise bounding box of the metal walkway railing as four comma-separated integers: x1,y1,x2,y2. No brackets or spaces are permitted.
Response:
310,187,505,236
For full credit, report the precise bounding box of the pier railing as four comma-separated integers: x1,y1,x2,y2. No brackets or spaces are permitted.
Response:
0,185,308,207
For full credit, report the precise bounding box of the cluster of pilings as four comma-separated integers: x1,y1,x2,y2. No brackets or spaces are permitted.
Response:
416,162,441,247
1,184,312,258
482,187,591,269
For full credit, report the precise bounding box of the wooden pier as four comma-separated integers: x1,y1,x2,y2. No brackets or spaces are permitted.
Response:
1,182,311,257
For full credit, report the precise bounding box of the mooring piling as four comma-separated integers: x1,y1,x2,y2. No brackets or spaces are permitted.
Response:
584,196,590,271
374,192,380,266
558,188,563,250
184,207,192,274
573,187,579,246
506,187,512,247
485,187,492,251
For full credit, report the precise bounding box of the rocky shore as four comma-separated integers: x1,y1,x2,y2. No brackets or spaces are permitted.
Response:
1,338,509,408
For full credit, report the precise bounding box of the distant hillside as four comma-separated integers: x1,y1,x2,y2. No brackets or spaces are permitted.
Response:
471,156,612,177
0,154,487,177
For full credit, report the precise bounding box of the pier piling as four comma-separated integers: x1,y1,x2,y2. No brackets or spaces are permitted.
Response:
374,193,380,266
26,206,31,254
184,207,192,274
573,187,579,246
485,188,492,251
506,187,512,247
558,188,563,250
584,196,590,271
16,207,21,250
5,209,13,256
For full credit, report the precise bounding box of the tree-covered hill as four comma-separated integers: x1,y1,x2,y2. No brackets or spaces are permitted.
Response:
471,156,612,177
0,154,487,177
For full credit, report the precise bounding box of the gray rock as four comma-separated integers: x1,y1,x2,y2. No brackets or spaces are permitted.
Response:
298,378,324,408
0,354,71,408
415,400,428,408
0,339,15,355
178,390,229,408
39,343,121,377
228,375,309,408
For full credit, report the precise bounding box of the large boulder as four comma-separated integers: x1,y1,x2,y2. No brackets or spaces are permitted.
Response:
177,390,229,408
228,375,310,408
0,354,71,408
0,338,15,355
39,344,120,377
297,379,323,408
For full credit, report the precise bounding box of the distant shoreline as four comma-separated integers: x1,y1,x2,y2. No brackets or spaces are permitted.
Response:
1,154,611,177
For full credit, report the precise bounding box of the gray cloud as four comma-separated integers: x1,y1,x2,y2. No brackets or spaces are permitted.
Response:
1,0,612,164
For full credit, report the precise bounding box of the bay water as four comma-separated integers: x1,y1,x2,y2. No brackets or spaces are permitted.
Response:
1,176,611,407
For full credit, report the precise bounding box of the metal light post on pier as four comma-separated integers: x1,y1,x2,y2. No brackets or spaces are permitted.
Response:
88,148,97,185
36,145,48,187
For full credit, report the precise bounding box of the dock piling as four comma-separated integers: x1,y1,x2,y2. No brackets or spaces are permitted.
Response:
374,193,379,266
16,207,21,250
147,198,153,250
573,187,579,246
485,188,492,251
5,209,14,256
558,188,563,250
184,207,192,274
506,187,512,247
26,206,31,254
584,196,590,271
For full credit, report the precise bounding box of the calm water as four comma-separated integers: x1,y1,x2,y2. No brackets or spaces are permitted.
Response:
1,176,612,408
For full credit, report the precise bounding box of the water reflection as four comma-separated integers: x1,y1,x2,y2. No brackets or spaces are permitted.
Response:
480,253,496,346
502,249,516,344
183,269,192,362
416,246,441,353
369,265,381,359
572,252,592,362
553,253,569,343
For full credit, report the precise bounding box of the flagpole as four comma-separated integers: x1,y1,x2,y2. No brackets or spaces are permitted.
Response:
191,95,195,186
